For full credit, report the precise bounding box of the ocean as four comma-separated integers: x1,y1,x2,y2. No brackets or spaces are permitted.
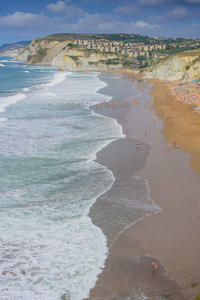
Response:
0,58,125,300
0,58,163,300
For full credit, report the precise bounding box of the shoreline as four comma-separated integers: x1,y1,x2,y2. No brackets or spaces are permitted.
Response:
86,72,200,299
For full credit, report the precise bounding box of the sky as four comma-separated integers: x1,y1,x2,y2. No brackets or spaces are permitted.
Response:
1,0,200,45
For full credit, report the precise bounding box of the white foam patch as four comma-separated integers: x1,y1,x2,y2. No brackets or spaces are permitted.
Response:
0,214,108,300
47,72,71,87
0,93,26,113
0,118,7,122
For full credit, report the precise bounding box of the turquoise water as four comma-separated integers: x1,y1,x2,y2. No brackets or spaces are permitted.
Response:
0,57,55,95
0,59,124,299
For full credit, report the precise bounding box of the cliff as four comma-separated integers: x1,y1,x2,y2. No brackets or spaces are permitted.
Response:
144,49,200,82
0,47,25,57
15,38,122,71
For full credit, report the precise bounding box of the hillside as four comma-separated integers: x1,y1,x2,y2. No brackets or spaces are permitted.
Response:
0,47,27,57
144,48,200,82
0,41,31,56
43,33,166,44
15,37,122,71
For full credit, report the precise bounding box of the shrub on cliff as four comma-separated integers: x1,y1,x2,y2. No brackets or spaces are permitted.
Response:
68,43,78,48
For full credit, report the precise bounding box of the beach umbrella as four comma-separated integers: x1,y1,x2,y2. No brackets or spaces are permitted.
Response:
192,106,196,109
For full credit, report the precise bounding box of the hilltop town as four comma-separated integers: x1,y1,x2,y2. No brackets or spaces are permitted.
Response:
73,38,166,59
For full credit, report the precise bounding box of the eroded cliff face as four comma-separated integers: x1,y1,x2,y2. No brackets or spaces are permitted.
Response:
0,47,25,57
15,38,122,71
144,49,200,82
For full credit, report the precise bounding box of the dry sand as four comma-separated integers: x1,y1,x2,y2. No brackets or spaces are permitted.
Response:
125,78,200,299
86,73,200,300
151,80,200,176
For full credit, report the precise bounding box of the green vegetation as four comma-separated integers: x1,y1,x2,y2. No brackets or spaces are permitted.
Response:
122,61,132,67
137,55,146,61
121,59,140,70
68,43,78,48
69,55,80,61
36,46,47,62
185,65,190,70
36,47,46,57
139,61,149,69
106,58,119,65
192,56,200,64
195,295,200,300
83,49,99,54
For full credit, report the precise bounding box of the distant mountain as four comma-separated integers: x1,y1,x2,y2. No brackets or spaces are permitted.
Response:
0,41,31,53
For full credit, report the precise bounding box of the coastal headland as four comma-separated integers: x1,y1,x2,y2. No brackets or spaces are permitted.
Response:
85,72,200,299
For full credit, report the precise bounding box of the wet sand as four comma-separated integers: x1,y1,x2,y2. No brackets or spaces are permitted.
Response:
86,73,200,300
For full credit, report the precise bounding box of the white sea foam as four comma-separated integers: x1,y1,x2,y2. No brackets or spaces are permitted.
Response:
47,71,71,86
0,93,26,113
21,71,69,94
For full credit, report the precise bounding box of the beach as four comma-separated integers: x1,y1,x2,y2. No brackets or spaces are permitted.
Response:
1,60,200,299
86,73,200,299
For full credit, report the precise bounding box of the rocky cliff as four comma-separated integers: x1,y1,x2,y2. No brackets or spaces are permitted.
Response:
15,38,122,71
144,49,200,82
0,47,25,57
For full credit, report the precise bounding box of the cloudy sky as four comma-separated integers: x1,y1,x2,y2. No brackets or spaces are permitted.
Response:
1,0,200,45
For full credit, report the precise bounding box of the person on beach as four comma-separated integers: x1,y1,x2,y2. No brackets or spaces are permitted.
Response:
152,260,158,272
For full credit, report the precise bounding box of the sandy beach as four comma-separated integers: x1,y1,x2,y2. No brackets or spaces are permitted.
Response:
85,73,200,300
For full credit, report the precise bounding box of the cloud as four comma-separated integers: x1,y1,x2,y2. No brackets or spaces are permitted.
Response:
47,0,68,13
168,7,188,20
114,5,141,16
0,11,69,36
134,20,159,29
47,1,86,19
128,20,161,37
153,6,189,23
69,14,128,33
0,11,34,27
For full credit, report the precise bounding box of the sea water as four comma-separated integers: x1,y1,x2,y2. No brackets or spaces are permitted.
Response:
0,59,125,300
